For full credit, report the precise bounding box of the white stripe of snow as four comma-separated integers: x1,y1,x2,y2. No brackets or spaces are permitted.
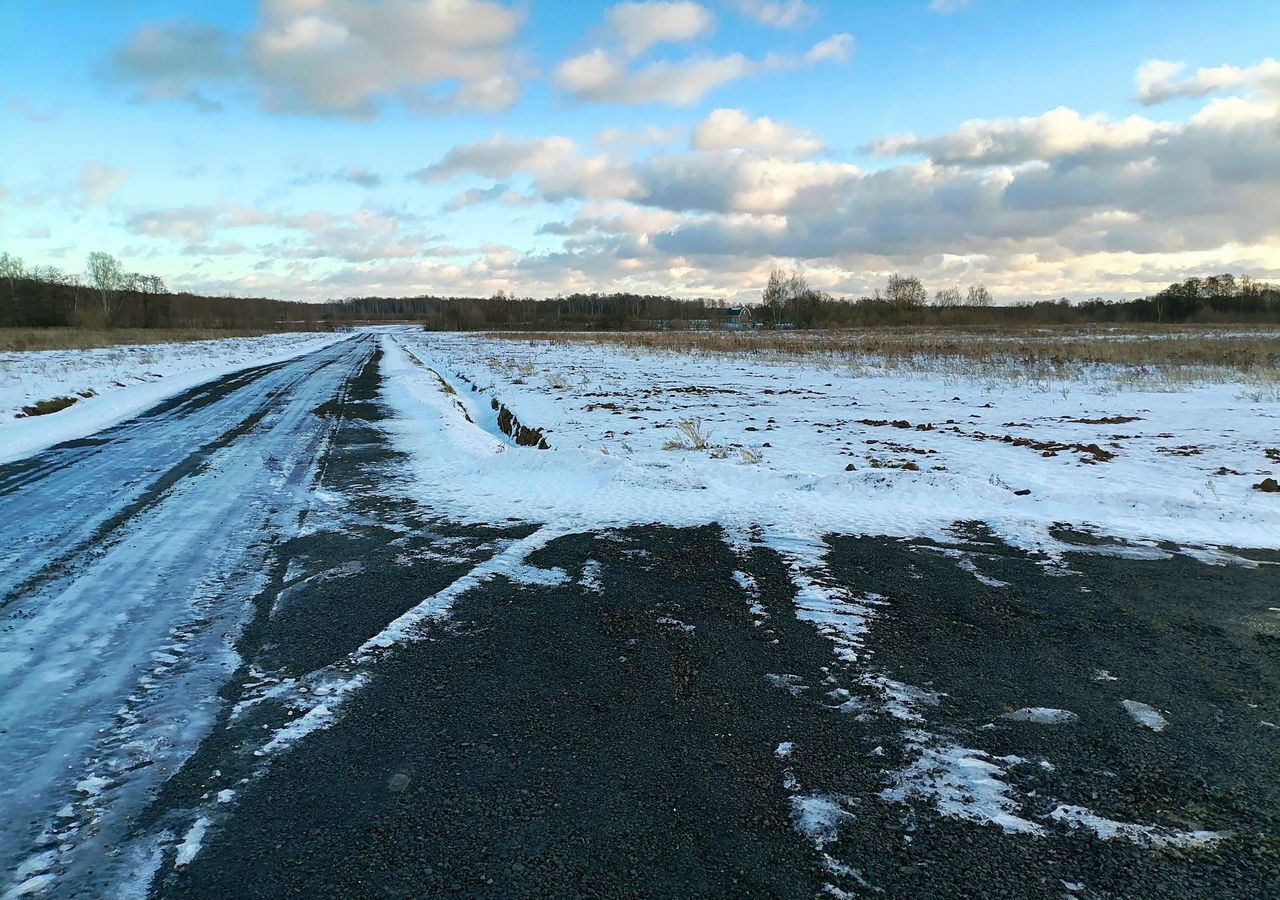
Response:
1049,805,1227,847
174,817,210,867
356,526,566,659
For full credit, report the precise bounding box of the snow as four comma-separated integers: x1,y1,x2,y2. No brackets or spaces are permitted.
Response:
1049,805,1227,848
174,817,210,867
881,732,1045,835
504,562,571,586
0,337,368,896
791,794,855,849
74,775,111,796
4,326,1258,894
579,560,604,593
2,874,55,898
0,331,345,464
1000,707,1080,725
256,676,369,756
1120,699,1169,731
861,674,942,723
776,741,795,758
370,331,1269,853
379,331,1280,556
356,527,565,657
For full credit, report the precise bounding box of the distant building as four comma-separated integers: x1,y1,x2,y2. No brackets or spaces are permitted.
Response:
724,306,753,329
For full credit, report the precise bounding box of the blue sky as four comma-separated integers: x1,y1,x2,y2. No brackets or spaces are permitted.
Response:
2,0,1278,300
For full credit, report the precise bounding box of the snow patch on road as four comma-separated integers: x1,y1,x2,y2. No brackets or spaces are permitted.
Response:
1049,805,1227,848
1121,699,1169,731
882,732,1045,835
174,817,210,867
792,794,856,849
1000,707,1080,725
579,560,604,593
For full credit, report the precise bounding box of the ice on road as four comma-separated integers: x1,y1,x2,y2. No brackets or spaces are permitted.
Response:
0,336,372,895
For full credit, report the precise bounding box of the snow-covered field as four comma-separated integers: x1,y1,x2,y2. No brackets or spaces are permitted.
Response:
0,331,345,463
384,330,1280,555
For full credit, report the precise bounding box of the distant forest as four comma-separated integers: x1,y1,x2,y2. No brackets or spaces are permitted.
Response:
3,251,1279,333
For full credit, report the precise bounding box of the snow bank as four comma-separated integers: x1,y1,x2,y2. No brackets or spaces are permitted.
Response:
0,331,345,463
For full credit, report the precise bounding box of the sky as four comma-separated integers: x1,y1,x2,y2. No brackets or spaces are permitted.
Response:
1,0,1278,302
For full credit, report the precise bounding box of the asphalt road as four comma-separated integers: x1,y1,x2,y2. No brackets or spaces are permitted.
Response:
2,337,1277,899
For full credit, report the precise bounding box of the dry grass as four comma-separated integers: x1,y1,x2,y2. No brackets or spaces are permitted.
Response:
0,327,293,353
490,325,1280,372
18,396,82,417
663,418,715,451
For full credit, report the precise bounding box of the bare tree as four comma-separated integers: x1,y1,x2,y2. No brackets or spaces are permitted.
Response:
762,266,788,324
0,252,23,304
933,286,962,306
885,273,927,309
87,251,123,321
761,266,821,326
965,284,992,307
32,265,67,284
70,271,84,314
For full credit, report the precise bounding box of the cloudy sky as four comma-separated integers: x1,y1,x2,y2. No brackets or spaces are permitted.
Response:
3,0,1279,301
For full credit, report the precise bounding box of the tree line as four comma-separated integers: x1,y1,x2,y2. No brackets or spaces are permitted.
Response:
3,250,1278,332
0,252,330,330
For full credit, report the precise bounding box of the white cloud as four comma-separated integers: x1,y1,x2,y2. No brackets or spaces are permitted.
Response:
413,136,582,182
78,163,129,206
636,152,860,214
594,125,685,152
404,51,1280,299
103,54,1280,300
1136,57,1280,105
111,22,239,111
729,1,814,28
555,34,852,106
606,2,716,57
929,0,971,13
294,167,384,188
335,167,382,188
6,99,58,122
805,33,853,64
111,1,528,117
444,183,540,211
555,50,751,106
124,203,445,265
692,108,823,157
869,107,1166,166
413,134,639,202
